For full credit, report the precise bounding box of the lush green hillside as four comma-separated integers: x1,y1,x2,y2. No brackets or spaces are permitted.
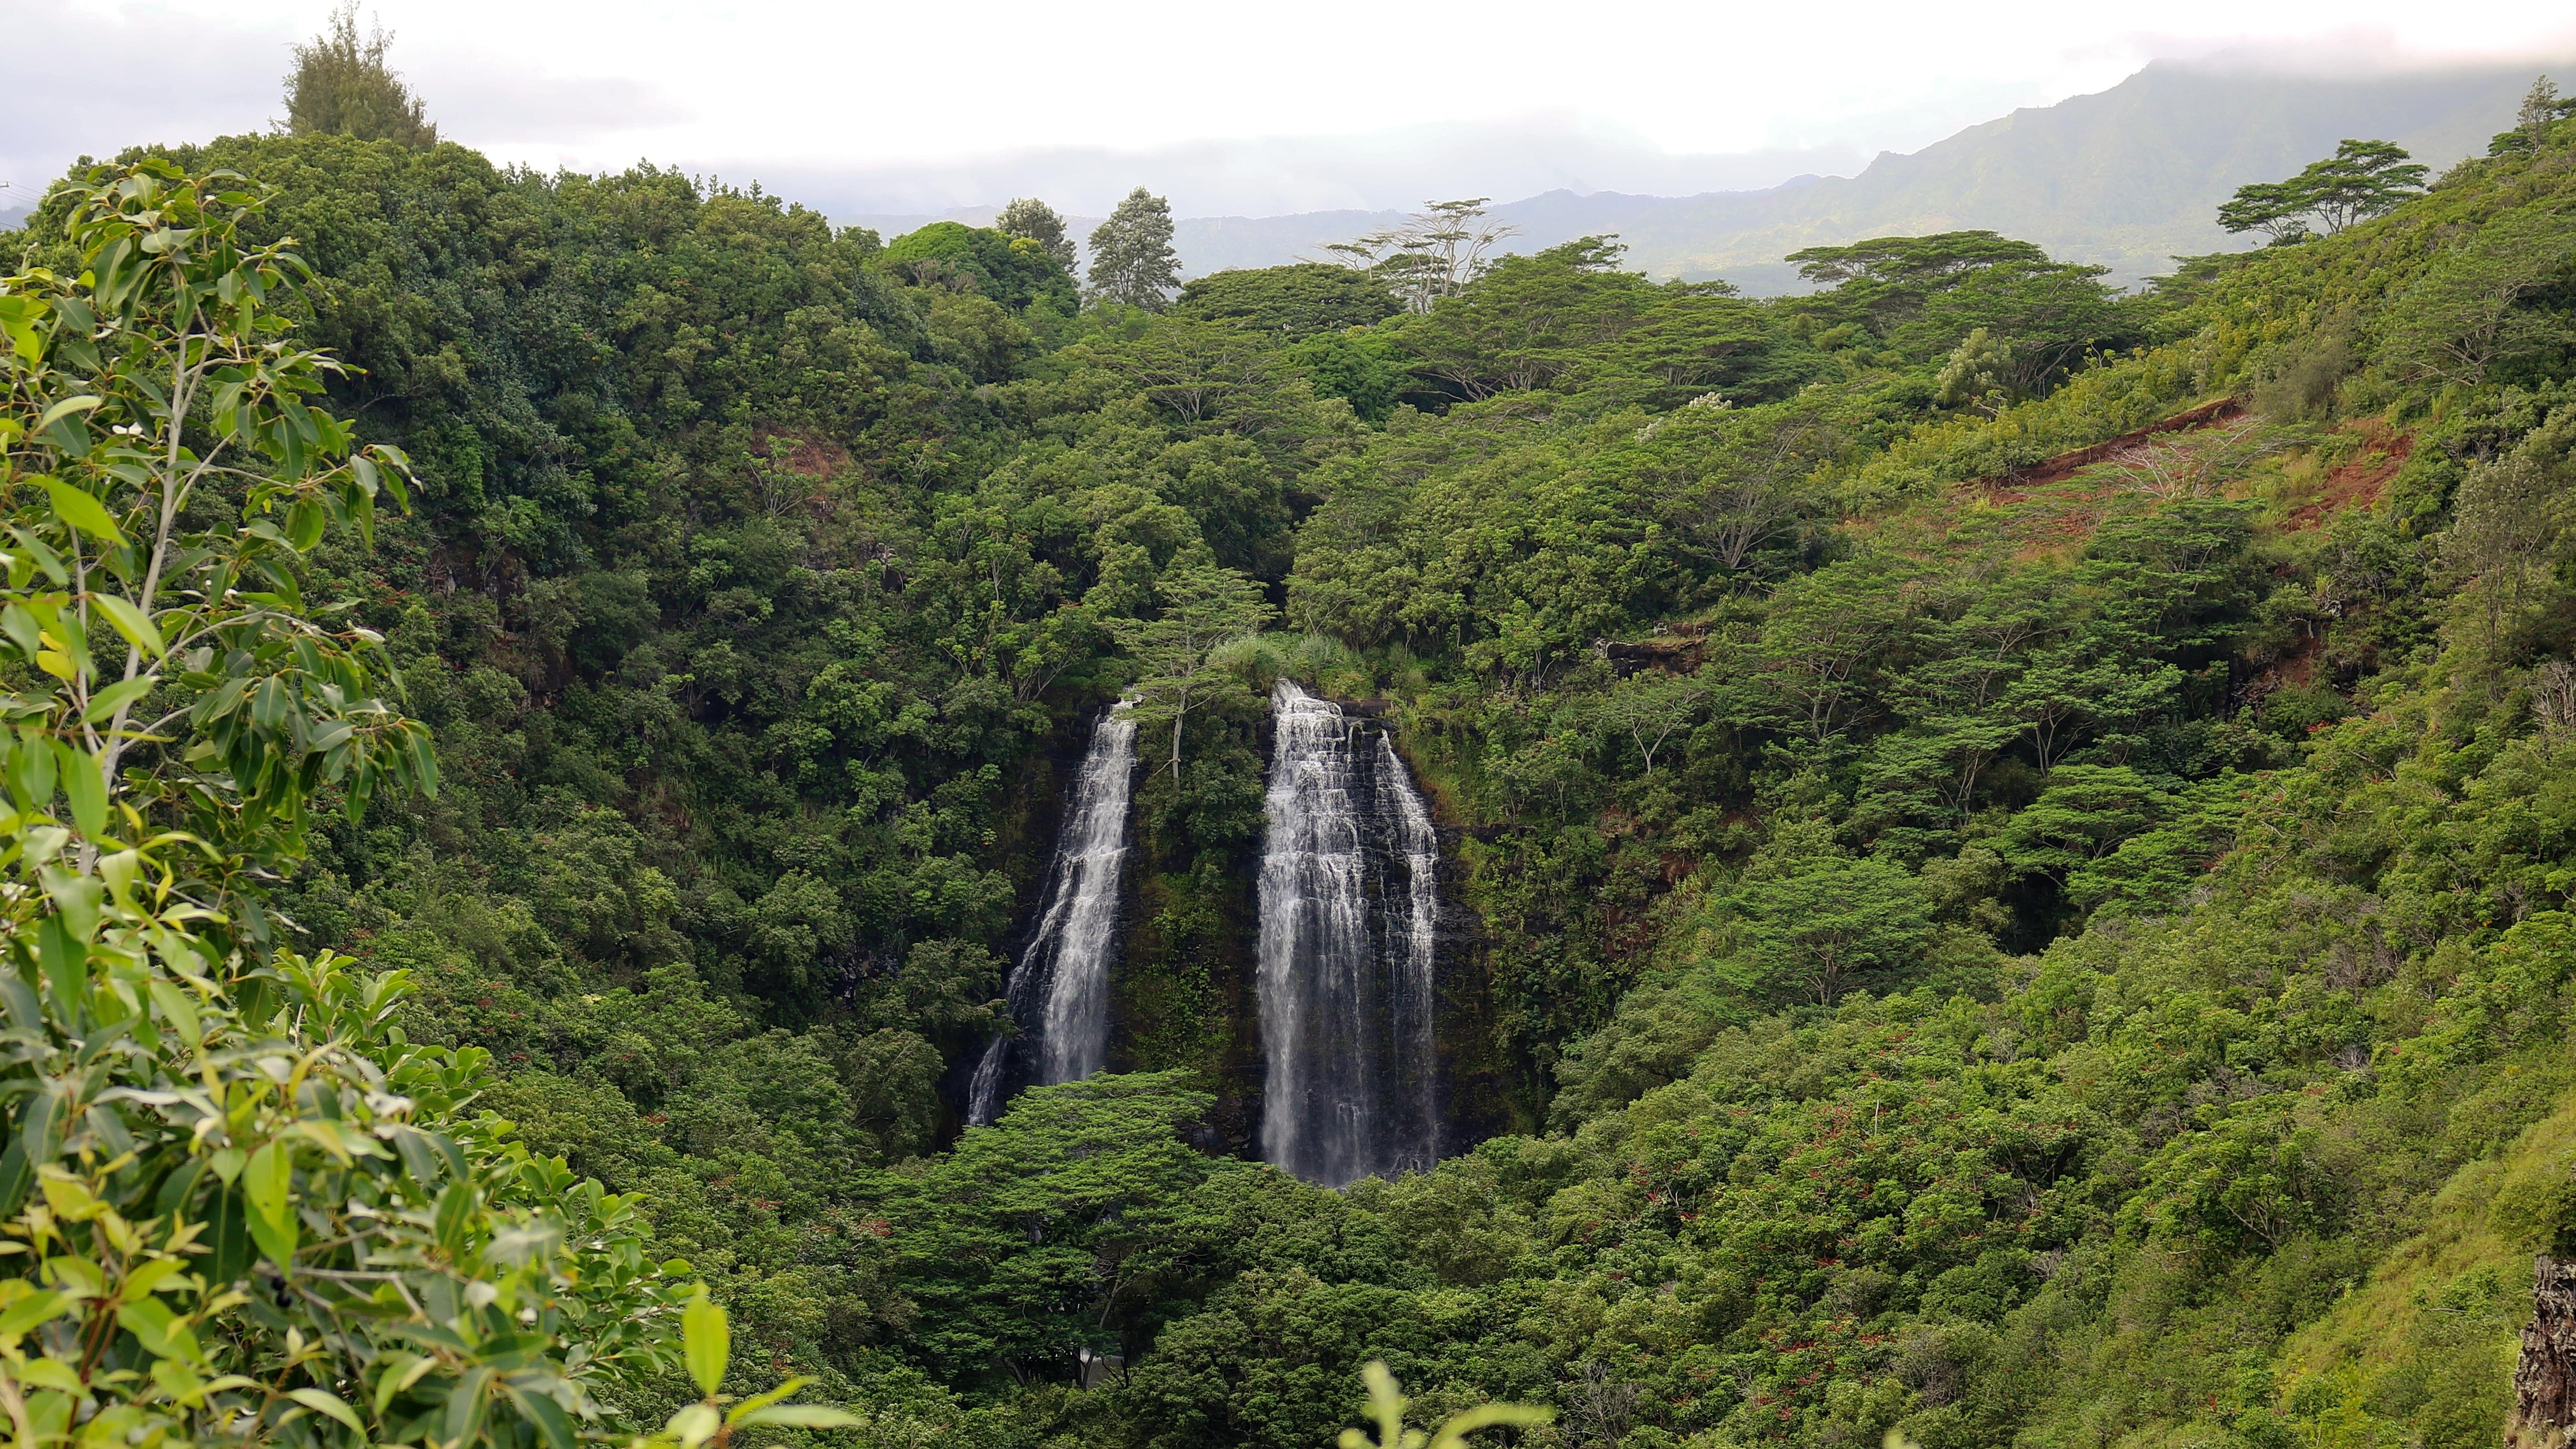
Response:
4,72,2575,1449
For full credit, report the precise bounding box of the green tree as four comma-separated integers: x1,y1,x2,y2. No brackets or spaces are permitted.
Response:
1789,231,2053,336
1791,230,2134,386
1709,849,1935,1005
1393,238,1646,403
282,2,437,148
2383,204,2576,387
1869,573,2058,827
1090,187,1182,311
2218,139,2426,242
1996,764,2174,884
2488,76,2575,156
1172,264,1399,340
2001,637,2179,770
0,159,434,904
2212,180,2312,246
1594,668,1708,776
1935,325,2018,414
1750,556,1918,746
996,196,1076,271
1325,199,1515,314
1638,399,1834,578
880,219,1078,314
869,1074,1216,1385
1112,561,1275,779
1594,286,1819,410
2440,408,2575,661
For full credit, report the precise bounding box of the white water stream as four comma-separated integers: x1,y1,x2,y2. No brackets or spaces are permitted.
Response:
1256,681,1441,1185
969,704,1137,1124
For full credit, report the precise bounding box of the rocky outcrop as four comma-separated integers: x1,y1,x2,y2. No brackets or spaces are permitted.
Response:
2512,1256,2576,1449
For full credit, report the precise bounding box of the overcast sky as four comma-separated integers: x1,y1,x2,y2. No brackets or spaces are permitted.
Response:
8,0,2575,219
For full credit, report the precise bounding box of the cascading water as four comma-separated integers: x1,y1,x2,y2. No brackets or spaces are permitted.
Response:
1256,681,1442,1186
969,703,1138,1125
1381,730,1442,1132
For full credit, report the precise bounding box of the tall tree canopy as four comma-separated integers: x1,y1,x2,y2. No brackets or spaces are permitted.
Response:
1089,186,1182,310
282,1,438,147
997,195,1077,270
2217,137,2428,242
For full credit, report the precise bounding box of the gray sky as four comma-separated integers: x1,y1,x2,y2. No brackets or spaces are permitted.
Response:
8,0,2576,219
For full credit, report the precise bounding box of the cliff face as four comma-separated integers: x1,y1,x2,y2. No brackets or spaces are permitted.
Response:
2514,1257,2576,1449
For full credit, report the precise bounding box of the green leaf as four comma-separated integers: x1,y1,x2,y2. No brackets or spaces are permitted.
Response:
6,528,67,586
88,595,164,660
83,674,156,725
0,1092,61,1217
503,1383,576,1449
682,1288,730,1398
118,1295,201,1364
288,1388,365,1435
664,1403,720,1449
5,738,55,818
242,1141,297,1269
18,1356,83,1392
147,980,202,1049
444,1368,493,1447
35,918,80,1015
36,397,103,430
43,477,124,545
432,1179,475,1253
372,1353,436,1416
0,1289,71,1338
0,605,40,662
54,741,105,840
285,497,326,550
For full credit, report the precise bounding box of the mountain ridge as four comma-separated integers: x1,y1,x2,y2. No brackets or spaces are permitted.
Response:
848,57,2565,292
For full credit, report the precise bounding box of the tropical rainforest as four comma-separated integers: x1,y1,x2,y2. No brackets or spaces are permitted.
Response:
4,14,2576,1448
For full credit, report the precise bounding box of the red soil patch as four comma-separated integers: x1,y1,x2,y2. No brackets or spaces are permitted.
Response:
2283,423,2411,531
1977,397,2247,501
755,427,850,479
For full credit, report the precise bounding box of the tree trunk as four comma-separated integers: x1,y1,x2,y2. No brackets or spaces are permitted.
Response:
2511,1255,2576,1449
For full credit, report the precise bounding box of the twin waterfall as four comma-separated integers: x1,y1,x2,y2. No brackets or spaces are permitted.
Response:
972,683,1445,1187
969,705,1138,1125
1256,682,1442,1185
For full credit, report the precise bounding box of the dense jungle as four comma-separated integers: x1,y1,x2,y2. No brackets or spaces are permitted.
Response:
4,18,2576,1449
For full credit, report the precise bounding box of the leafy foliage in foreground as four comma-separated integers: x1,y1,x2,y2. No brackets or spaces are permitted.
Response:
0,161,684,1448
0,160,881,1449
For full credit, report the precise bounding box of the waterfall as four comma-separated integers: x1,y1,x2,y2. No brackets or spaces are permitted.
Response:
1381,730,1442,1139
969,704,1138,1125
1256,681,1442,1185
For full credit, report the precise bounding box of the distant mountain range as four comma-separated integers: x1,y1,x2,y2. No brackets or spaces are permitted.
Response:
851,58,2564,294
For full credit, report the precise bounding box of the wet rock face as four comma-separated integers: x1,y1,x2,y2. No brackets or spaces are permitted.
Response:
1256,681,1441,1187
2514,1256,2576,1449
